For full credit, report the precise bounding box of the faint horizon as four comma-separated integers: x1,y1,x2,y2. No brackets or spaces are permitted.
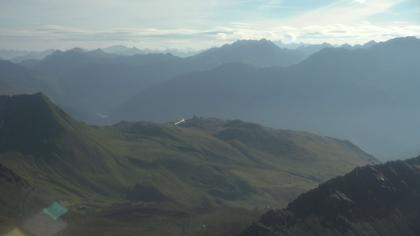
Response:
0,36,417,53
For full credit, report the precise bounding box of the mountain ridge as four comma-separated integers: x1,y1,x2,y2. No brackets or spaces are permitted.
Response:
112,36,420,160
240,155,420,236
0,93,376,236
187,39,305,68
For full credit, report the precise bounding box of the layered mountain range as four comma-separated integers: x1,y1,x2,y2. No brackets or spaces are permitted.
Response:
112,37,420,160
1,37,419,159
0,93,374,236
1,36,420,236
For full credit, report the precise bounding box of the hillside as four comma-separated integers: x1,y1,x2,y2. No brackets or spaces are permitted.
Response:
0,94,375,236
0,164,35,232
240,156,420,236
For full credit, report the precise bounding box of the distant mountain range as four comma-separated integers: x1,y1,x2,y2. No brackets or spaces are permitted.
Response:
0,93,374,236
112,37,420,160
185,39,306,68
9,39,312,123
1,37,420,159
0,49,54,63
0,60,49,95
241,155,420,236
102,45,199,57
0,39,325,63
0,39,377,63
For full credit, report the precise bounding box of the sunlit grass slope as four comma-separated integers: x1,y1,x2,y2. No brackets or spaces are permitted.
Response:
0,93,376,236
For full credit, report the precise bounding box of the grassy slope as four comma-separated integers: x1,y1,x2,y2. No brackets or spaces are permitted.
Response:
0,94,375,236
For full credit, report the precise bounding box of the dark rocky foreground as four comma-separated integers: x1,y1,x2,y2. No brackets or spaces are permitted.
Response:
240,157,420,236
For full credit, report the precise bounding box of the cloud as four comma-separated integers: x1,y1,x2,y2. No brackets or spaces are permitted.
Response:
1,22,419,50
0,26,237,49
286,0,403,26
0,0,418,49
211,22,420,44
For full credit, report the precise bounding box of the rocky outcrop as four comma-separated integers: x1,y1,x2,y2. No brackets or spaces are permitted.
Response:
241,157,420,236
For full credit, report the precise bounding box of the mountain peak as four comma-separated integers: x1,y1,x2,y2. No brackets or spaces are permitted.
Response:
384,36,419,44
373,36,420,50
191,38,305,68
228,39,278,48
0,93,74,154
302,36,420,67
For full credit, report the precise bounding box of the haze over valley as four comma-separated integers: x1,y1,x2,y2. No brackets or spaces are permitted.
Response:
1,0,420,235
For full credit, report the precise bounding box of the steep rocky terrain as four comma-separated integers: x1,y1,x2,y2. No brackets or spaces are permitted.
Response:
241,156,420,236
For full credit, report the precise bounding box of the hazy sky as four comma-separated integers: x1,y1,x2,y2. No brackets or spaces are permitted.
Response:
0,0,419,50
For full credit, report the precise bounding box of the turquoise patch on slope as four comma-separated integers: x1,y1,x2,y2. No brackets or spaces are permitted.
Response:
43,202,68,220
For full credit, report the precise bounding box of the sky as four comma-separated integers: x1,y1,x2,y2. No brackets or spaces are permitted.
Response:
0,0,419,50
